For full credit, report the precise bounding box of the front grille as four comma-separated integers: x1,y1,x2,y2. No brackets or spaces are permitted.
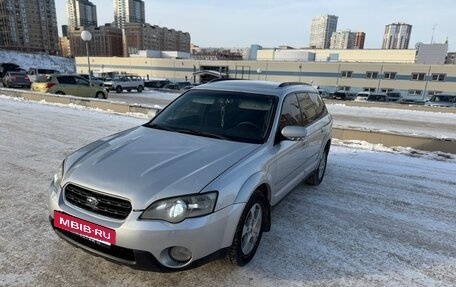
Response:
65,184,132,219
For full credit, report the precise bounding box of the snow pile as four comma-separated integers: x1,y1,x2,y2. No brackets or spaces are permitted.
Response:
0,50,76,73
333,139,455,162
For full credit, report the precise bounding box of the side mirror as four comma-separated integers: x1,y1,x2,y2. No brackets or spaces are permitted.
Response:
281,126,307,141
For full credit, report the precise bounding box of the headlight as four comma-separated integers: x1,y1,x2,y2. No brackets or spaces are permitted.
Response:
140,192,218,223
53,161,64,189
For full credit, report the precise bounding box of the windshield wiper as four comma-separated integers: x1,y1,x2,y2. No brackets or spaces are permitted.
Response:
144,123,175,132
175,128,228,140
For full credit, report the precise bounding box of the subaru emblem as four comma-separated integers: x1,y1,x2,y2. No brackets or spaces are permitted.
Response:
86,196,99,207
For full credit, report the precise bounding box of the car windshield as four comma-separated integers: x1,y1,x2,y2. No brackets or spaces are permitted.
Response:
146,89,278,144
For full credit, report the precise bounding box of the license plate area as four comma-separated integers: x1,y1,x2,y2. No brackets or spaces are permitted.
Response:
54,211,116,245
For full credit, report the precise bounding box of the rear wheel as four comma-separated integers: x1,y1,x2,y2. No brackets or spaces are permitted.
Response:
115,86,122,93
306,148,328,186
55,91,65,95
137,85,143,93
95,92,105,99
228,191,267,266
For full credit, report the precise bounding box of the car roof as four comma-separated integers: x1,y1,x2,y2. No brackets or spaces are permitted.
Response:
193,80,317,98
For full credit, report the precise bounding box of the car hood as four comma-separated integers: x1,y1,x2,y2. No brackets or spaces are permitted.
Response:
63,126,259,209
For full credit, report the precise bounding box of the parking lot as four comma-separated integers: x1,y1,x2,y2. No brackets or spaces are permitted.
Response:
1,97,456,286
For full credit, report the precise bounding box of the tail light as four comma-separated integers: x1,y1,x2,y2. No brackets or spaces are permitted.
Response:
24,76,29,80
10,76,16,80
45,83,55,89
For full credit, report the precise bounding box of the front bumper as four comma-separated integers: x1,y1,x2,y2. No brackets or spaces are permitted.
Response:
48,183,244,270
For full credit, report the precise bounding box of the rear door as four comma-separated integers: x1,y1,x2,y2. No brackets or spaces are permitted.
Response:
56,76,78,95
297,92,331,165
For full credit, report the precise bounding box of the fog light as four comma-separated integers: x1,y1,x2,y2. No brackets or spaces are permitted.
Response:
169,246,192,263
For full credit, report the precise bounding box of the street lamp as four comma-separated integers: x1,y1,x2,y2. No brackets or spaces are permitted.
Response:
81,30,92,86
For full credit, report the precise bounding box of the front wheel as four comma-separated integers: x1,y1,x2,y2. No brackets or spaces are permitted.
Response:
306,148,328,186
95,92,105,99
228,192,267,266
115,86,122,93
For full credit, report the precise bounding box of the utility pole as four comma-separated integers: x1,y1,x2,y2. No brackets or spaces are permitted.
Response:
430,24,437,44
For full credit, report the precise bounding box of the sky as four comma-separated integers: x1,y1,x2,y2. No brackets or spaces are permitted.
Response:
56,0,455,50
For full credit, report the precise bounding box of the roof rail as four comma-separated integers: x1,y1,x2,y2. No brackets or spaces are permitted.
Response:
207,78,244,83
278,82,312,88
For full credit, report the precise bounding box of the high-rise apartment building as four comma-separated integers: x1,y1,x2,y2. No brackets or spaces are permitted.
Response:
330,30,355,49
123,23,191,55
113,0,145,28
0,0,60,55
354,32,366,49
67,0,98,29
68,25,123,57
382,22,412,49
309,15,338,49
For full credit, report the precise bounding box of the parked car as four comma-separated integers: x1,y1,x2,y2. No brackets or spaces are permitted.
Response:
162,83,181,90
354,92,371,102
48,80,332,271
144,79,171,88
367,93,388,102
28,68,60,82
31,74,107,98
78,74,105,87
333,91,351,100
2,71,31,88
104,74,144,93
424,93,456,107
0,63,21,78
318,89,330,98
386,92,401,102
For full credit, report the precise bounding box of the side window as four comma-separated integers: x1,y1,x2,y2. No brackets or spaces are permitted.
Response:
57,76,77,85
278,94,302,133
75,77,89,85
296,93,318,126
309,92,327,118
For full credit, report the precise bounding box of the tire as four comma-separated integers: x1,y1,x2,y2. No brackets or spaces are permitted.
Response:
137,85,143,93
306,148,328,186
228,191,267,266
126,89,131,92
95,92,105,99
115,86,122,93
55,91,65,95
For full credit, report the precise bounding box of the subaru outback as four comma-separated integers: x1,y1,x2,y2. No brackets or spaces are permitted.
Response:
48,80,333,271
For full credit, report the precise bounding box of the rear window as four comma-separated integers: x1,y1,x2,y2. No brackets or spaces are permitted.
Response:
57,76,77,84
38,69,59,74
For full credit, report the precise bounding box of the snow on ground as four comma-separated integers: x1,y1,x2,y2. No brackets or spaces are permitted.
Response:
1,97,456,286
327,103,456,140
0,50,76,73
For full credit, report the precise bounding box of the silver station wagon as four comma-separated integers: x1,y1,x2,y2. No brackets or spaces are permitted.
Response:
48,80,333,271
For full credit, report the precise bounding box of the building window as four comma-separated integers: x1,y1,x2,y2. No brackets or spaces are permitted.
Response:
427,91,441,96
408,90,422,96
383,72,396,79
366,71,378,79
381,88,393,93
341,71,352,78
339,86,350,91
411,73,426,81
363,87,375,92
431,73,446,81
